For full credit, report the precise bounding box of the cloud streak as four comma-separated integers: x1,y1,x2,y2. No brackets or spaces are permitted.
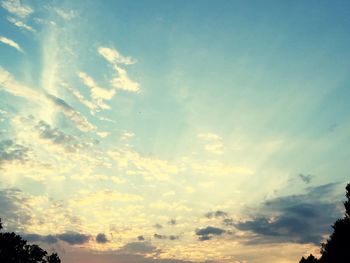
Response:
0,36,23,52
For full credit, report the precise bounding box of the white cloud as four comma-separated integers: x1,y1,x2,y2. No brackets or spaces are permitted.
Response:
78,71,116,110
53,7,76,20
0,36,23,52
109,149,179,181
111,65,140,92
197,132,224,155
7,17,35,32
0,67,96,132
1,0,33,18
98,47,136,65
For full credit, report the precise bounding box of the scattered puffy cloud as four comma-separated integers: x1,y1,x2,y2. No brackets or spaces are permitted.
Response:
7,17,35,32
97,46,140,93
205,210,228,219
109,149,179,181
1,0,33,18
154,233,167,240
197,133,223,155
98,47,136,65
78,72,116,107
70,190,143,207
0,139,28,166
96,233,108,244
195,226,226,241
0,36,23,52
111,65,140,93
57,232,90,245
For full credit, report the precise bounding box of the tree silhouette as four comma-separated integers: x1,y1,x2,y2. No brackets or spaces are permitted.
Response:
299,183,350,263
0,219,60,263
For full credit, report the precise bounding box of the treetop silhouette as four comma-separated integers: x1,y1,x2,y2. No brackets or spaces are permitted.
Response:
299,183,350,263
0,219,61,263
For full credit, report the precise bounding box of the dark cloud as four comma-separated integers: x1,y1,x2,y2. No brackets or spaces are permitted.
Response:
222,218,234,226
235,183,344,245
0,139,28,165
298,173,312,184
61,249,196,263
154,233,167,240
152,224,162,229
0,188,32,231
120,242,159,255
205,210,228,219
168,219,176,225
96,233,108,243
195,226,225,241
23,233,58,244
57,231,90,245
46,94,95,132
137,235,145,241
168,235,179,240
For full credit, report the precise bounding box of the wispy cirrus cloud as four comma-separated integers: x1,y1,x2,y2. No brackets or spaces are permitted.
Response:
7,17,35,32
197,133,224,155
98,46,140,93
78,71,115,110
98,47,136,65
0,36,23,52
1,0,33,18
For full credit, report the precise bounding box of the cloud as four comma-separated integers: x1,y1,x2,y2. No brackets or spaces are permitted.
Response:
153,224,162,229
98,47,136,65
168,219,176,225
197,133,223,155
119,242,159,255
57,232,90,245
191,161,253,176
234,183,343,245
109,149,179,181
70,190,143,207
1,0,33,18
195,226,226,241
0,36,23,52
23,233,58,244
46,94,96,132
137,235,145,241
97,46,140,93
0,68,96,132
96,233,108,244
111,65,140,93
0,139,28,166
0,188,32,230
7,17,35,32
205,210,228,219
298,173,313,184
154,233,167,239
168,235,179,240
78,72,116,107
53,7,76,20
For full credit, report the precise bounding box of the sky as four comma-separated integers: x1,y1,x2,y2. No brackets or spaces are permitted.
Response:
0,0,350,262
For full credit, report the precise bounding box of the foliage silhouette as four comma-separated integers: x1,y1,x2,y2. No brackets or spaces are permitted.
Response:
0,219,60,263
299,183,350,263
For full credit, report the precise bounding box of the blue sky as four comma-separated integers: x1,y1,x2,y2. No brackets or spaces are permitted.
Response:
0,1,350,262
